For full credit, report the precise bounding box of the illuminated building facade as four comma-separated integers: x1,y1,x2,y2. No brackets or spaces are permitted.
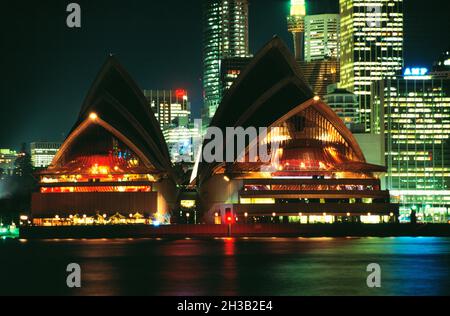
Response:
163,124,201,163
431,50,450,79
31,57,177,226
220,56,252,95
195,38,398,224
287,0,306,61
143,89,197,162
298,59,340,97
143,89,190,130
30,142,61,168
372,72,450,222
324,88,359,130
0,149,18,176
297,12,340,98
202,0,250,122
304,14,340,62
339,0,404,132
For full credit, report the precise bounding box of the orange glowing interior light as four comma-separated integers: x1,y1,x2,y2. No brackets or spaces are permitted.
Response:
41,186,151,193
98,166,109,174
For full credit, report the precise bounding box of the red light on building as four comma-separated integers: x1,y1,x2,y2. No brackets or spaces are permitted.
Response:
175,89,187,98
225,207,233,224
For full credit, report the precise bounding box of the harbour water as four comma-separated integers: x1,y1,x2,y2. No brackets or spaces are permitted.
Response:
1,237,449,295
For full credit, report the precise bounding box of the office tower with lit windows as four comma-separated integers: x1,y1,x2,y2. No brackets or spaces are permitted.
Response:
0,149,18,176
287,0,306,61
298,60,340,97
372,70,450,223
143,89,200,163
163,124,202,163
143,89,191,130
220,56,252,95
431,49,450,79
202,0,250,122
297,13,340,97
30,142,61,168
339,0,404,132
324,88,359,130
304,14,340,62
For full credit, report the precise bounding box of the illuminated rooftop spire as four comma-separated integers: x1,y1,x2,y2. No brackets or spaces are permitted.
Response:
290,0,306,17
287,0,306,61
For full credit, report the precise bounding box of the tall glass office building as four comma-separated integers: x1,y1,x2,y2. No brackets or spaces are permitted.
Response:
339,0,404,132
295,11,340,98
304,14,340,62
202,0,250,122
324,88,359,130
373,75,450,222
30,142,61,168
143,89,191,130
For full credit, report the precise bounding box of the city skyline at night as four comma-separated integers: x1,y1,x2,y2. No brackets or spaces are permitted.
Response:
1,0,448,150
1,0,450,300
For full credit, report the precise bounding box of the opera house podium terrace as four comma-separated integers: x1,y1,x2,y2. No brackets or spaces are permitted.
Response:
31,57,177,226
194,37,399,224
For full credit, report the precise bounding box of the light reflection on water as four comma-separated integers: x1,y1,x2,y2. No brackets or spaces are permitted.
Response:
0,237,449,296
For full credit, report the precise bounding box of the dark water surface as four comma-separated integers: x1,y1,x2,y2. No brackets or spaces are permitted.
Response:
1,237,449,295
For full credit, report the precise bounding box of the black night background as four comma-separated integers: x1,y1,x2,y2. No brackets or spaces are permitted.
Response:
1,0,448,149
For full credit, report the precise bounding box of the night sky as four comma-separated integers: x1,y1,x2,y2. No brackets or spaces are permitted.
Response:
1,0,449,150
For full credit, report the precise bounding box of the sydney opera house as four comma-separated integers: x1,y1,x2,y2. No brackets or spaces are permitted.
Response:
30,38,398,226
195,38,398,224
31,57,178,226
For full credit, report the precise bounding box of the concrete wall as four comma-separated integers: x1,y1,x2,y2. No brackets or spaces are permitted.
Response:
353,132,386,189
353,133,385,166
153,178,179,218
199,175,243,219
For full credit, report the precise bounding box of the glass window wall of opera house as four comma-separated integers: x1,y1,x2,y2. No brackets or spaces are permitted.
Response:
193,37,399,224
30,57,178,226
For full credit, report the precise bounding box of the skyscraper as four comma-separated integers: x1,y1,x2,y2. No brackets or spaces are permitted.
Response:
431,49,450,79
294,11,340,98
143,89,201,163
373,71,450,223
324,88,359,130
287,0,306,61
143,89,191,130
298,59,340,97
30,142,61,168
219,56,252,96
163,125,201,163
339,0,404,132
0,149,18,176
304,14,340,62
202,0,250,122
